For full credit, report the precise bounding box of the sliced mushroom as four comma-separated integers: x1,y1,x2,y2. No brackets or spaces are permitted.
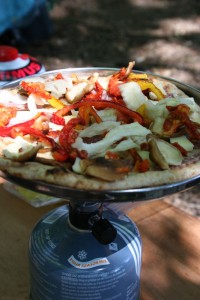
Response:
148,136,169,170
78,157,133,181
148,134,183,169
65,81,94,103
156,139,183,165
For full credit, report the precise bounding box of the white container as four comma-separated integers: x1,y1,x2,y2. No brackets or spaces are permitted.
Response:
0,45,45,86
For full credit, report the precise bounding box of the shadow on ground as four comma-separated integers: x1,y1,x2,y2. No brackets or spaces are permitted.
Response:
15,0,200,88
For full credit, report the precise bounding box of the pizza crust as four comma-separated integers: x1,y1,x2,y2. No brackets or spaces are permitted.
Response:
0,155,199,190
151,76,187,97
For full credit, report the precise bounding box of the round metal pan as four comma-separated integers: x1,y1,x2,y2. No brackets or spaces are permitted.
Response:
1,68,200,203
0,171,200,202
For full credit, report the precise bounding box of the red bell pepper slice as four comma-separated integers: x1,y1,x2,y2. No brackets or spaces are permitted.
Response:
59,118,82,151
83,100,143,124
129,148,150,173
58,118,88,161
20,81,49,99
54,73,64,80
0,119,35,137
78,103,102,125
84,81,104,100
163,104,200,140
0,106,17,127
56,99,143,124
171,142,188,156
0,112,47,137
108,67,127,97
50,113,65,125
10,126,55,147
52,146,69,162
185,120,200,140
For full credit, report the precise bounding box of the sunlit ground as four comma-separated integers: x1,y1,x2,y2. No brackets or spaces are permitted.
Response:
10,0,199,88
24,0,200,89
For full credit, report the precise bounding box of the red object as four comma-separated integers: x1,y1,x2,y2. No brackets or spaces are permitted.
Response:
52,146,69,162
84,81,104,100
171,142,188,156
0,46,19,62
50,113,65,126
20,81,51,99
78,103,102,125
108,67,127,97
59,118,81,150
56,99,143,124
0,119,35,137
0,46,44,83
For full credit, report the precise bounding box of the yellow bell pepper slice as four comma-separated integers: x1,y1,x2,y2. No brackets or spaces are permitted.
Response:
128,73,148,80
47,96,65,109
136,80,164,100
136,103,146,117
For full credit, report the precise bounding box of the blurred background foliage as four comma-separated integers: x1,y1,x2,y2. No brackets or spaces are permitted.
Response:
1,0,200,88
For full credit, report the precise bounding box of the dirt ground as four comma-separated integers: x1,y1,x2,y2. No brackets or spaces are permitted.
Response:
2,0,200,217
19,0,200,89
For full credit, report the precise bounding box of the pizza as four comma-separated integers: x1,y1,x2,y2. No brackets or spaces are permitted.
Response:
0,61,199,190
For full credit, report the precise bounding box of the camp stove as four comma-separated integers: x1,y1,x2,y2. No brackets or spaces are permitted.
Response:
1,172,199,300
29,200,142,299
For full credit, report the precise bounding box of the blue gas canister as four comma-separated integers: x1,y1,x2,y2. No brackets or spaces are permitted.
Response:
29,203,142,300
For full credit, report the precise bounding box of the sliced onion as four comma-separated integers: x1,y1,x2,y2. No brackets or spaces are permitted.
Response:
119,81,147,110
27,94,47,113
73,122,150,156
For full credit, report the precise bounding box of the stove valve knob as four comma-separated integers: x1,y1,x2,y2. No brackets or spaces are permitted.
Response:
89,215,117,245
